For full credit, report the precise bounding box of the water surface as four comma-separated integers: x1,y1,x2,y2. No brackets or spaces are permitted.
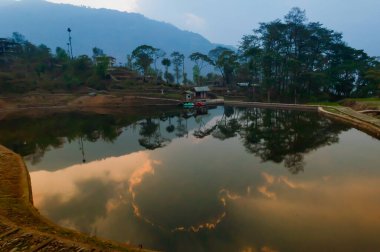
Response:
1,107,379,252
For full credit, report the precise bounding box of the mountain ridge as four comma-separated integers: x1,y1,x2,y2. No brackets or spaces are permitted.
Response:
0,0,220,64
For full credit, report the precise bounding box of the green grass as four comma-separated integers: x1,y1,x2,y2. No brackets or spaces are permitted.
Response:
141,92,182,100
307,97,380,106
161,93,182,100
343,97,380,102
322,107,345,115
307,101,341,106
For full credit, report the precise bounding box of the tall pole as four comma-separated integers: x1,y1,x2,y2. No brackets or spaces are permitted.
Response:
66,43,70,56
182,56,185,85
67,27,73,59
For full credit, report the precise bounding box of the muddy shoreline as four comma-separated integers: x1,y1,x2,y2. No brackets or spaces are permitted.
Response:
0,145,152,251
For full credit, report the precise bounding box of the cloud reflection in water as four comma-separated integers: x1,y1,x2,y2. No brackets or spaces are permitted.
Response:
29,123,380,252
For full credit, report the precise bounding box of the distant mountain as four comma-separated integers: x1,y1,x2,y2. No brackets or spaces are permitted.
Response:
0,0,219,65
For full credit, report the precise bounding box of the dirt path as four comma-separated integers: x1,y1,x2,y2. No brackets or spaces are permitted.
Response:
0,145,152,252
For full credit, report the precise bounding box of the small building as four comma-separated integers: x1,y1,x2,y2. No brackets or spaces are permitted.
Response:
95,56,116,68
0,38,21,56
193,86,210,99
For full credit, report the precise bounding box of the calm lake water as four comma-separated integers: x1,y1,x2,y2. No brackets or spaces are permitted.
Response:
1,106,380,252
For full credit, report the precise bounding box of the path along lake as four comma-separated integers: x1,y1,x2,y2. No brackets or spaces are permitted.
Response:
1,106,380,252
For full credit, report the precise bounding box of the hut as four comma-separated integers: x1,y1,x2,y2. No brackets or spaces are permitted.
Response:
193,86,210,99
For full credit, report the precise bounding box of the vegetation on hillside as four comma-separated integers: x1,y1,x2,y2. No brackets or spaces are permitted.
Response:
0,32,113,92
0,8,379,102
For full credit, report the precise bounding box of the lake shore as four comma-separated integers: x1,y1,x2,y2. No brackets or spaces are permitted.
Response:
1,93,379,138
226,100,380,139
0,93,181,111
0,145,152,252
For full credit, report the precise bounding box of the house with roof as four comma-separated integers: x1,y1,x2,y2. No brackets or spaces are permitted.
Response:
193,86,210,99
184,86,211,101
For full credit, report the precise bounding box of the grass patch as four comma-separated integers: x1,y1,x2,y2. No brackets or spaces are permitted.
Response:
162,93,182,100
307,101,341,106
322,106,344,115
308,98,380,106
343,97,380,102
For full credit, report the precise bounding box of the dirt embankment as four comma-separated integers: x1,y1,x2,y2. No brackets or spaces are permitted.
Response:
0,93,181,112
0,145,152,252
341,100,380,111
340,100,380,119
318,107,380,139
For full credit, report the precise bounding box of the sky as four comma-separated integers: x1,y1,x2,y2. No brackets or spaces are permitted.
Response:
46,0,380,56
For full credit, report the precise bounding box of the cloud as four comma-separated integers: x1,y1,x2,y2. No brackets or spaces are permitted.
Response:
46,0,140,12
184,13,206,30
257,172,307,200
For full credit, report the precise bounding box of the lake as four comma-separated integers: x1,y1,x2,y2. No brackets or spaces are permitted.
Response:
1,106,380,252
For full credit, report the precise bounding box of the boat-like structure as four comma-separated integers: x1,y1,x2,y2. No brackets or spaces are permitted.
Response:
183,100,206,108
183,102,195,108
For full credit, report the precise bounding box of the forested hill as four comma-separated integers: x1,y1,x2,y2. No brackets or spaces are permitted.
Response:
0,0,217,63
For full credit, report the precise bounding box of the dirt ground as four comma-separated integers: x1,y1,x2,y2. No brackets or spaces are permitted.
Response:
0,93,180,111
341,99,380,111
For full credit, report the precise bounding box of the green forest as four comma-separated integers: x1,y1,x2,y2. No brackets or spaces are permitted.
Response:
0,8,379,102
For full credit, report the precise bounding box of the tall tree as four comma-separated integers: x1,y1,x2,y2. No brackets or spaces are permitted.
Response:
92,47,104,61
12,32,26,44
364,62,380,97
161,58,171,84
152,48,165,80
55,47,70,62
209,47,238,86
189,52,212,85
131,45,156,81
238,35,262,84
171,51,184,84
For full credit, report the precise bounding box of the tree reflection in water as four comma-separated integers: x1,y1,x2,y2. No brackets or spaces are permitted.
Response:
0,113,115,160
0,107,349,174
138,118,170,150
212,107,349,174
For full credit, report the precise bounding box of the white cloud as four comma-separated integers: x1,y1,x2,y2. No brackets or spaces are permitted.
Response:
46,0,140,12
184,13,206,30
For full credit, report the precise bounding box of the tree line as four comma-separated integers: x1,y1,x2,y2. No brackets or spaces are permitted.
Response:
0,7,379,101
0,32,115,92
127,8,380,101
